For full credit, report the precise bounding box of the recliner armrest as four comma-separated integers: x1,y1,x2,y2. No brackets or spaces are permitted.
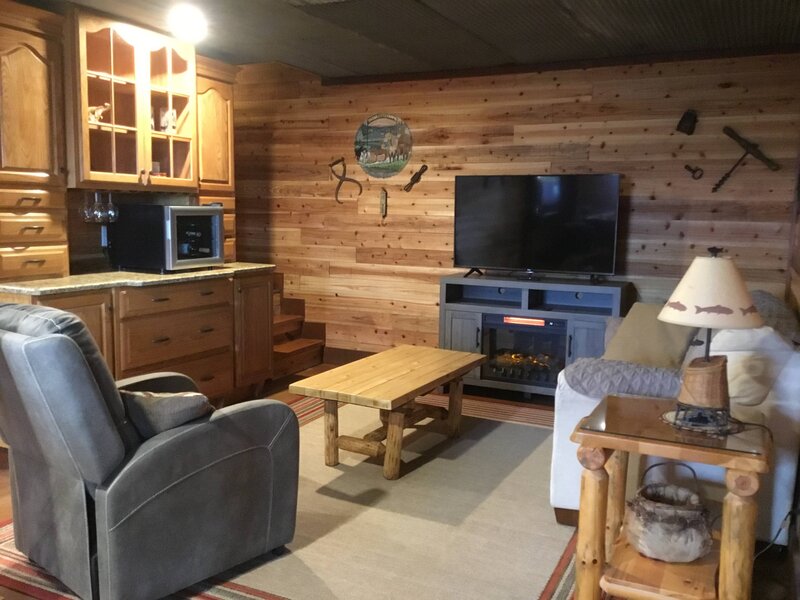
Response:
98,399,298,528
116,371,199,393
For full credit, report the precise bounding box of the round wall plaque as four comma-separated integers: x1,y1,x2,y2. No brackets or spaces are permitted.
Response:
354,114,412,178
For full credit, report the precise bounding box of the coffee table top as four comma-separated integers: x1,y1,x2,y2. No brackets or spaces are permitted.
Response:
571,395,771,473
288,345,486,410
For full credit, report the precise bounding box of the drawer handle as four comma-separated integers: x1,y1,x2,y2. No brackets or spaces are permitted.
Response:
199,326,215,333
17,197,42,206
21,226,45,231
153,336,171,344
23,259,46,265
151,297,171,303
199,375,215,382
199,290,215,296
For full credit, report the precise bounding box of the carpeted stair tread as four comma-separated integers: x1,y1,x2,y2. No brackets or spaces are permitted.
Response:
274,338,324,355
272,314,304,336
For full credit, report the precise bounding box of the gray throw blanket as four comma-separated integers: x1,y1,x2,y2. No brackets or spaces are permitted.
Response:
564,357,681,398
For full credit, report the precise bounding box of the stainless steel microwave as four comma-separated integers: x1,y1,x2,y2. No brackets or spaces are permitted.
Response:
108,205,224,272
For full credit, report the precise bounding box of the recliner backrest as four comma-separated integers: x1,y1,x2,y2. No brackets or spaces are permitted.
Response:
0,304,139,455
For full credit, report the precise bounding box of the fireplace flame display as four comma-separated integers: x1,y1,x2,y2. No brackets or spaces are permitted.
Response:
487,351,562,382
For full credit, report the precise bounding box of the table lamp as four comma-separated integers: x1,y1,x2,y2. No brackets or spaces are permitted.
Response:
657,248,763,434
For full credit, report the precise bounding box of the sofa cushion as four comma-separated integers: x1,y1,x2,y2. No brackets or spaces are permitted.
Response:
603,302,697,369
121,390,214,439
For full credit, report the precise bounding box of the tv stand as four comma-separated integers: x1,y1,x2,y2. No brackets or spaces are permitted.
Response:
439,275,635,397
463,268,484,278
590,274,608,285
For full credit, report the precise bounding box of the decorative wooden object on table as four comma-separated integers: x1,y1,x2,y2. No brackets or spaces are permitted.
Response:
289,344,485,479
570,395,770,600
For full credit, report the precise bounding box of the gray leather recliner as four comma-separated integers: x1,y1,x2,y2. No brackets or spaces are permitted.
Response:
0,303,299,600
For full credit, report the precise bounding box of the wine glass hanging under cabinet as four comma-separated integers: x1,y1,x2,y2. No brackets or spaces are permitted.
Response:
67,10,197,190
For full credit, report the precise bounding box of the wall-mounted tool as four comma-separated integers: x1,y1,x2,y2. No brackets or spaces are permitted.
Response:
403,164,428,192
684,164,704,180
380,188,388,219
676,109,698,135
712,126,780,192
329,157,363,204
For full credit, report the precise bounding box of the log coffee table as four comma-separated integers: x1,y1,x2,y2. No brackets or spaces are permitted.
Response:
289,345,486,479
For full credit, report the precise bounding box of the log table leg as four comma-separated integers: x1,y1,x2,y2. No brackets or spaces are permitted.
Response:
575,446,611,600
605,450,629,560
383,409,405,479
324,400,339,466
719,469,760,600
447,377,464,437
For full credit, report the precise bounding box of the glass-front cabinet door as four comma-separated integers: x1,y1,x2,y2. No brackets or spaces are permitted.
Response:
67,11,196,190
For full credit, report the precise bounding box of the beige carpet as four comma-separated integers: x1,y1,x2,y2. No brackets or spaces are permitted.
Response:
229,405,574,600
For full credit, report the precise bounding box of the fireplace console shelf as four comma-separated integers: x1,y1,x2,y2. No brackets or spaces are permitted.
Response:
438,275,635,396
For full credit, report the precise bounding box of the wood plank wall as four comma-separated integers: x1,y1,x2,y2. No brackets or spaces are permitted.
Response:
234,54,800,353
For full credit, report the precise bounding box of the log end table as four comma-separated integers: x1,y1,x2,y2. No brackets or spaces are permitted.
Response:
570,394,771,600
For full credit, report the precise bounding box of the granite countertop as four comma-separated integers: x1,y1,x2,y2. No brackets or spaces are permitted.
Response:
0,262,276,296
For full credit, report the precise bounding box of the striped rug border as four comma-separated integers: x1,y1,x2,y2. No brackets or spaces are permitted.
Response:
417,393,554,428
537,530,577,600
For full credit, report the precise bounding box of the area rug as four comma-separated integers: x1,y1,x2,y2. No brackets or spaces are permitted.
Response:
0,397,574,600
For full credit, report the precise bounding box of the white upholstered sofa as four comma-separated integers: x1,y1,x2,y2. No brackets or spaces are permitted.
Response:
549,291,800,545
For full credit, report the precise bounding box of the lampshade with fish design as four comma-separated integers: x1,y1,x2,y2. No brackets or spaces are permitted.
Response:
658,255,763,331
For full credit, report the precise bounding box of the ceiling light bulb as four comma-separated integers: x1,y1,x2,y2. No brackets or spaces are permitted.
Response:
167,4,208,44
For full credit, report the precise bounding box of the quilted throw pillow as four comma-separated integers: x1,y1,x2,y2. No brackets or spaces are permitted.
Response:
564,357,681,399
121,390,214,439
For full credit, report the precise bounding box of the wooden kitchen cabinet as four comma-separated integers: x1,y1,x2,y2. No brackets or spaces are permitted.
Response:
197,56,238,260
65,10,197,190
38,290,115,366
0,3,64,187
0,288,115,365
234,272,273,387
0,2,68,282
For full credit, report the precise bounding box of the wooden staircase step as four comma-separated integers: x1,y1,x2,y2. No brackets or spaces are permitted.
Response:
274,338,324,355
273,314,304,336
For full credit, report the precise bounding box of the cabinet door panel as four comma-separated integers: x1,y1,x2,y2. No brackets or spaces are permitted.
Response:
197,80,233,191
567,318,606,364
0,28,62,185
444,310,481,379
234,274,272,386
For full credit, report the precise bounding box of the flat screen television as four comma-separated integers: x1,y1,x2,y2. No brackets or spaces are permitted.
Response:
454,174,620,275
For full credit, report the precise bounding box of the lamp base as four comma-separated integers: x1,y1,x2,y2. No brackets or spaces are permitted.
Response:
678,355,729,410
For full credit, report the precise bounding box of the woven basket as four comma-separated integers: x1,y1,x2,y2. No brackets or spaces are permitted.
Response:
624,462,713,563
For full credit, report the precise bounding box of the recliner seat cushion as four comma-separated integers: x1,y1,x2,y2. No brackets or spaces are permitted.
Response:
0,303,140,449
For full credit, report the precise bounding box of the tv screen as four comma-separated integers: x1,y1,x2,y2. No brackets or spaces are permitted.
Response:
454,174,620,275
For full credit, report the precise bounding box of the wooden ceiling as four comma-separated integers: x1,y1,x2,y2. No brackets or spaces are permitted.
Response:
37,0,800,79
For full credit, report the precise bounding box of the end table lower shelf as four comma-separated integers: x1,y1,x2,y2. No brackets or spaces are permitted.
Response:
601,530,720,600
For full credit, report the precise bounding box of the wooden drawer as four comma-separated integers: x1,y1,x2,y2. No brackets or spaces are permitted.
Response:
199,195,235,211
0,245,68,281
117,305,233,371
166,350,234,402
116,277,232,319
0,189,64,210
0,211,67,244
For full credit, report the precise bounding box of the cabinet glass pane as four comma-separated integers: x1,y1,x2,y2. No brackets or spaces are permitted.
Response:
151,90,169,132
111,31,135,80
113,81,136,128
86,28,111,74
173,140,191,179
87,76,111,124
171,48,191,92
89,129,112,172
173,94,190,137
115,131,137,174
151,136,170,177
150,46,168,90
